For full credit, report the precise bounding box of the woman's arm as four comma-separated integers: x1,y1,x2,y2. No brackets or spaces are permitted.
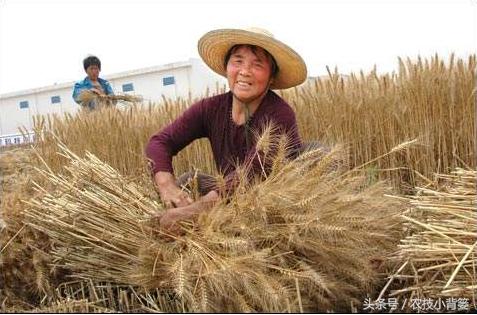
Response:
146,100,209,206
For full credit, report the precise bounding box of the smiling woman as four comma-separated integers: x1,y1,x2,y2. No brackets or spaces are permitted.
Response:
226,45,275,123
145,27,308,235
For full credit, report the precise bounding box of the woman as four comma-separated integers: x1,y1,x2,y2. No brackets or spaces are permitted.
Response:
72,55,115,110
146,27,307,233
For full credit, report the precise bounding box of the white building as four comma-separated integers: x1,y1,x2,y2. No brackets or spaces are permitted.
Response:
0,58,227,147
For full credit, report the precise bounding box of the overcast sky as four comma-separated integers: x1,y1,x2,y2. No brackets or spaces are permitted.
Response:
0,0,475,94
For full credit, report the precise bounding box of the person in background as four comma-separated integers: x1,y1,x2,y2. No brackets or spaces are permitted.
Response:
146,27,308,234
72,55,114,110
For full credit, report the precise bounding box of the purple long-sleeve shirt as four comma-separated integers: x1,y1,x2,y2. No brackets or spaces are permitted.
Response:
146,90,302,192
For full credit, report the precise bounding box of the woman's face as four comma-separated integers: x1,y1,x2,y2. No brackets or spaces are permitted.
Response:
226,45,273,104
86,65,100,81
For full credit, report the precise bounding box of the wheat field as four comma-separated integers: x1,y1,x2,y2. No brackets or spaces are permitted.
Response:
0,54,475,312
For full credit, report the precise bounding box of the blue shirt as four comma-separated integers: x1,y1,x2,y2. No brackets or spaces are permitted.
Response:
72,77,114,105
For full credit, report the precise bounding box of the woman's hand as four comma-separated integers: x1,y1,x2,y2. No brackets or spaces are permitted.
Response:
157,204,199,236
160,184,193,208
152,190,220,237
160,207,190,232
90,87,105,95
154,172,193,208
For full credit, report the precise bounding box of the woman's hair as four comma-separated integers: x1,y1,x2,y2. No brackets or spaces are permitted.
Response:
223,44,279,78
83,55,101,71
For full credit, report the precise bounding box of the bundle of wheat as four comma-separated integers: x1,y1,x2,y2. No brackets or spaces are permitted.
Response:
378,168,476,309
22,136,404,312
78,90,143,108
23,143,161,284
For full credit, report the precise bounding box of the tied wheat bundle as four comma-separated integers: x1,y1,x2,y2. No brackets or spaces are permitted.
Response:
379,168,476,309
78,90,143,108
23,135,404,312
23,142,161,285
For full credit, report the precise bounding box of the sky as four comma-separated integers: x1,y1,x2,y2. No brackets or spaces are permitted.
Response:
0,0,476,94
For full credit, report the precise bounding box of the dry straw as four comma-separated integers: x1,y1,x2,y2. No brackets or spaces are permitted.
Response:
1,53,474,312
378,168,476,309
78,90,143,108
21,139,404,312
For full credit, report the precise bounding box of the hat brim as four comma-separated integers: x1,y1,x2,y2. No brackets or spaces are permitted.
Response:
198,29,307,90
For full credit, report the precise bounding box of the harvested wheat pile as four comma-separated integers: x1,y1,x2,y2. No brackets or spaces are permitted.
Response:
0,148,36,233
21,139,405,312
0,148,34,193
378,168,476,310
0,147,56,310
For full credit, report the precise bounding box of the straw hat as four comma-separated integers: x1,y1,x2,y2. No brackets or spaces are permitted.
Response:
198,27,307,90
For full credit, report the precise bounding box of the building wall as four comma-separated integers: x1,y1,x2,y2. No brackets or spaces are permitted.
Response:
108,65,193,102
0,86,80,136
0,95,35,137
107,60,226,103
33,86,80,117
